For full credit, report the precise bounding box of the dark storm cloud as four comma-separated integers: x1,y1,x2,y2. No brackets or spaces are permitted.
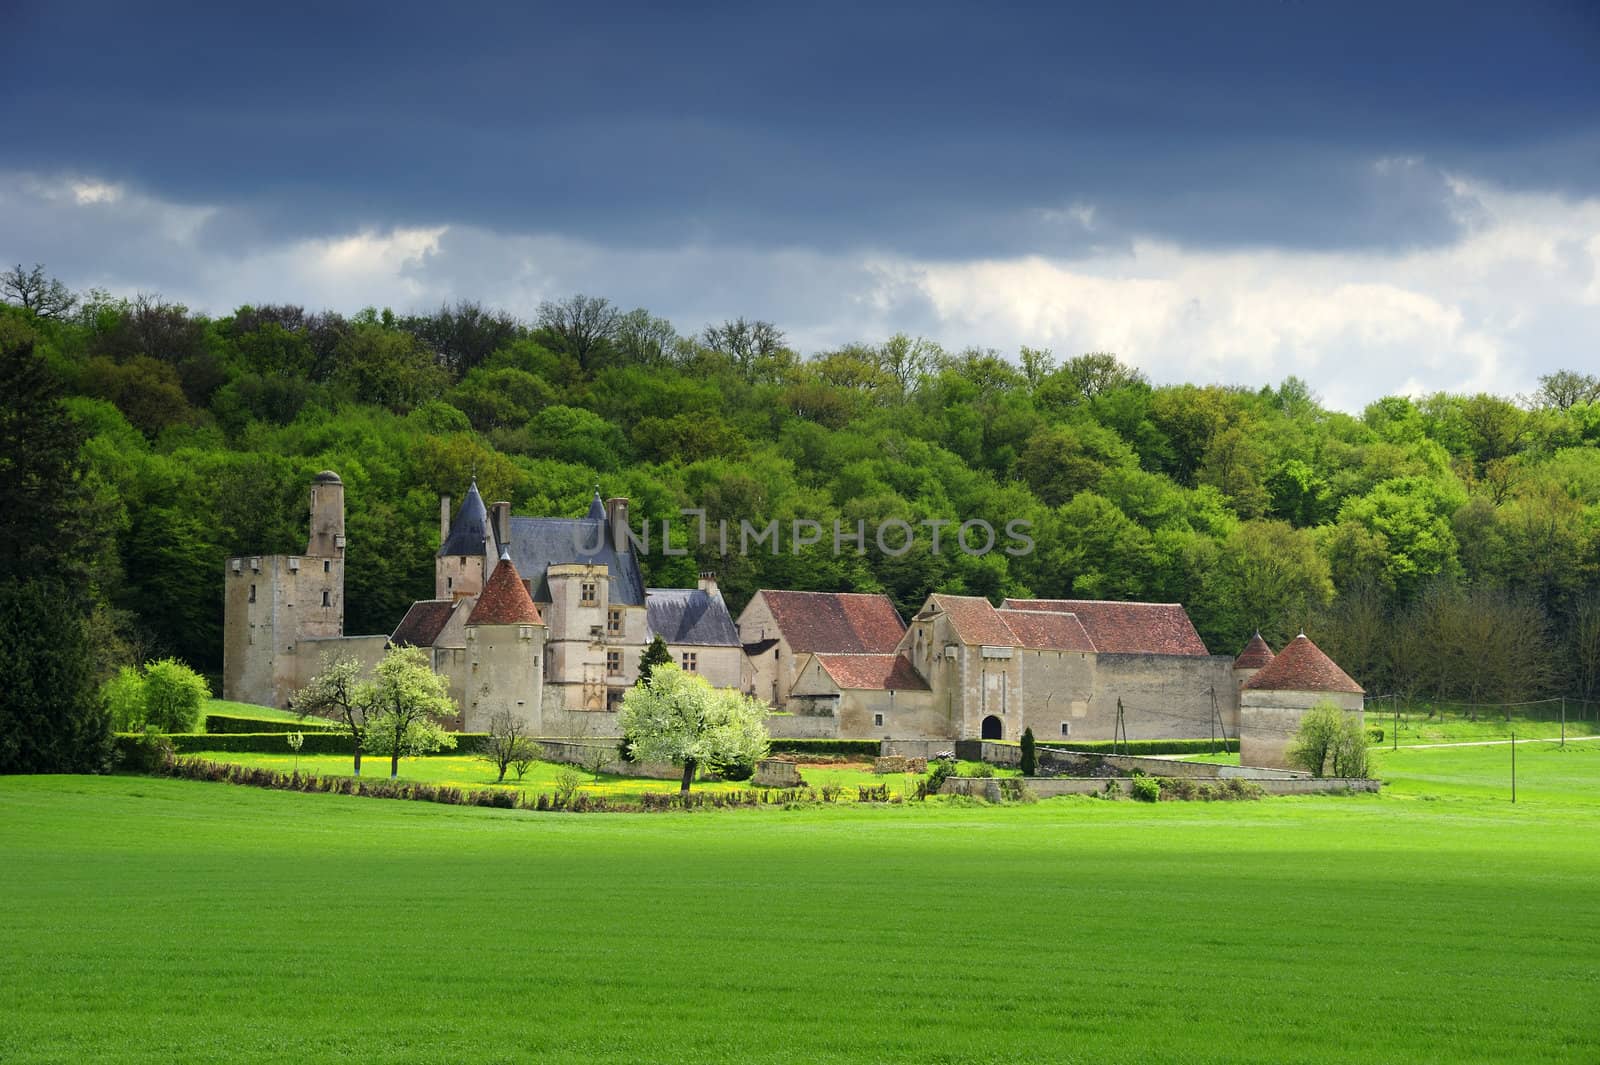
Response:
3,0,1597,256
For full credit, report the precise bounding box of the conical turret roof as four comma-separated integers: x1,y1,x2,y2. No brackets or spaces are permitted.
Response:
1243,634,1362,694
467,552,543,626
585,489,606,521
438,480,490,557
1234,632,1275,670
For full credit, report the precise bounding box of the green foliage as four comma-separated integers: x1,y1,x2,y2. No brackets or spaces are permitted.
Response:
203,714,337,734
1019,727,1037,776
0,577,113,774
636,635,673,686
139,658,211,733
102,667,147,731
1288,703,1369,778
1037,738,1239,756
1130,775,1162,802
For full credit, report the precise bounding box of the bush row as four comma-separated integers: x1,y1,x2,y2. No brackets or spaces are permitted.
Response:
203,715,337,734
766,739,881,758
116,731,494,757
1038,738,1239,756
149,755,816,813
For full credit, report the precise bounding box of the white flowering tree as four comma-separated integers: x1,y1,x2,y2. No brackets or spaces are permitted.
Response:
618,664,769,793
363,646,457,779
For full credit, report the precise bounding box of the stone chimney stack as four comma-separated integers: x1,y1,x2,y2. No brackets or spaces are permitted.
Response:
439,494,452,545
698,571,719,597
491,501,511,547
606,497,630,551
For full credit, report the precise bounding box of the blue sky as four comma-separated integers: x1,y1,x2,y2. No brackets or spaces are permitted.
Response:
3,1,1599,409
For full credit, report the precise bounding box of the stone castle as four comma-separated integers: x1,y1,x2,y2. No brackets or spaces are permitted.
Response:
224,473,1362,767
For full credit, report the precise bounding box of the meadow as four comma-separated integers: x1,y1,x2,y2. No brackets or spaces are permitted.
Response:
5,740,1600,1065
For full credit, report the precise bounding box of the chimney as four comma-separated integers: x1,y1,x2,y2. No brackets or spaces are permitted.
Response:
439,494,452,545
698,571,718,597
605,497,630,551
491,501,511,548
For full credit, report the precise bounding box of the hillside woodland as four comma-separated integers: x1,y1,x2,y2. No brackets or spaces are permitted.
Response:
6,267,1600,707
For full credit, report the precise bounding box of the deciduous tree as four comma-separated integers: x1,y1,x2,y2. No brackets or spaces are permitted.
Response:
618,664,768,793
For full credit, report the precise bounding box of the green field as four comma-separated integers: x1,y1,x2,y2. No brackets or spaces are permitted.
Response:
4,744,1600,1064
200,698,309,724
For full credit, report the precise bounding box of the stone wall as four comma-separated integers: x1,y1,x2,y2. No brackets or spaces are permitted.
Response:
1239,690,1364,769
941,776,1380,798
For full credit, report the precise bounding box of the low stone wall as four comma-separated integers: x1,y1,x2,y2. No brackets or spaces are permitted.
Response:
880,739,955,760
767,714,841,739
533,738,680,780
964,740,1310,780
941,776,1379,798
753,759,803,787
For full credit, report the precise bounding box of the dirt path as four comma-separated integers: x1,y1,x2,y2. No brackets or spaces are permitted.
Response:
1396,735,1600,750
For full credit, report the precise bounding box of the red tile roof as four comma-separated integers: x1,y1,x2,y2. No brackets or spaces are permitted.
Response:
815,653,930,691
1234,633,1276,670
1243,634,1363,694
997,609,1096,652
1003,598,1210,657
760,590,906,654
926,594,1017,646
467,557,544,626
391,600,459,648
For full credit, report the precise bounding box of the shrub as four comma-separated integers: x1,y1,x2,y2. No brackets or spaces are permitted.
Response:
1130,776,1161,802
1020,727,1037,777
1036,738,1239,756
711,757,755,782
959,761,994,778
1366,726,1384,745
552,767,583,808
102,666,147,731
922,755,958,798
204,715,336,734
857,783,889,803
141,658,211,733
766,739,880,758
118,727,174,773
1289,704,1368,778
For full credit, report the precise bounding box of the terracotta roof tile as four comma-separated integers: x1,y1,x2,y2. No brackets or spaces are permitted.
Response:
761,590,906,654
1234,633,1276,670
1243,634,1363,694
997,609,1096,652
391,600,459,648
930,594,1017,646
467,557,544,626
1004,598,1210,657
816,653,930,691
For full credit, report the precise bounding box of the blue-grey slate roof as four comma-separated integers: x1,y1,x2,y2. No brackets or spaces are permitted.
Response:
438,481,494,557
645,587,740,646
507,515,647,606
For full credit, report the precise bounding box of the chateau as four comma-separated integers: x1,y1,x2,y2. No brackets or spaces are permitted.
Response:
224,473,1362,767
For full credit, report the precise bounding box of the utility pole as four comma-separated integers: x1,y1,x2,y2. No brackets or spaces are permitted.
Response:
1114,698,1128,756
1393,697,1399,752
1561,697,1566,749
1511,731,1517,805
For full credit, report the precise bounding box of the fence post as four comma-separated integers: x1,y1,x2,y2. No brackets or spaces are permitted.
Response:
1561,697,1566,749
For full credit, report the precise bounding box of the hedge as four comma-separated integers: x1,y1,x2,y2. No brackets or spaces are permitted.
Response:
116,731,493,757
766,739,881,758
204,715,337,734
1037,738,1240,756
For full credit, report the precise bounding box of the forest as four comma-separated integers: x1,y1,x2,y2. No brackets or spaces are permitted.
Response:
4,263,1600,705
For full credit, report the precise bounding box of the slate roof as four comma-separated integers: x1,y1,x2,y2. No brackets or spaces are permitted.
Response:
438,481,493,557
1235,633,1276,670
504,514,646,606
468,556,543,626
997,608,1096,652
1003,598,1210,657
391,599,459,648
928,594,1018,646
759,590,906,654
646,587,740,647
1243,634,1364,694
816,653,930,691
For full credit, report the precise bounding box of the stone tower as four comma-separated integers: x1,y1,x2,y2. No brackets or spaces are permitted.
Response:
223,471,353,707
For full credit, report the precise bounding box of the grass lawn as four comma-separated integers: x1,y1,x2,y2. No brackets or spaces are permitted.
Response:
1369,704,1600,746
201,698,308,724
5,744,1600,1063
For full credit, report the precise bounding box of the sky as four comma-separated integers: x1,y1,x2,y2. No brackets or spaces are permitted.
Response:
3,1,1598,410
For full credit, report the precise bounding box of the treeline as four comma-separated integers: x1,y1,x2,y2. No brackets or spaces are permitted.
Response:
5,263,1600,706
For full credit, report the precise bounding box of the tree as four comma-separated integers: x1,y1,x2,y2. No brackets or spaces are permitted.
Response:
139,658,210,732
1286,703,1345,778
1,264,77,319
701,318,788,381
1536,370,1600,412
0,578,113,773
537,294,621,371
637,635,672,686
293,654,377,775
1020,727,1037,776
618,664,769,793
364,645,457,778
480,710,541,783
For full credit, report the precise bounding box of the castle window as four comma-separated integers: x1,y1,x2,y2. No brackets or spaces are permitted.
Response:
681,652,697,673
447,576,453,590
874,713,884,727
607,607,623,635
323,560,330,573
248,584,256,603
606,688,624,711
1060,722,1070,737
321,590,330,607
580,581,598,606
606,650,622,676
